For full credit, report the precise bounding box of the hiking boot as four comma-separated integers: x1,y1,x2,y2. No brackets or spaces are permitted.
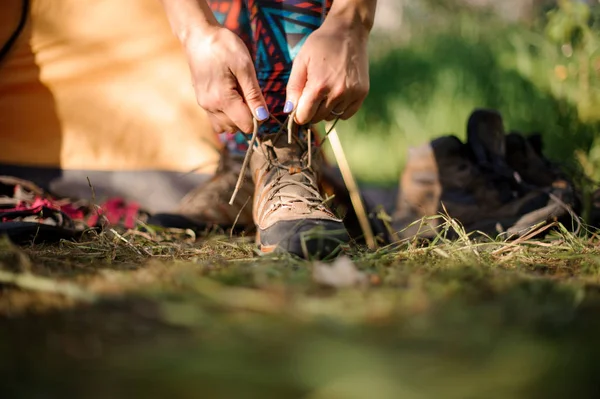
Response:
391,134,527,239
392,135,553,240
174,148,254,232
392,109,579,240
505,132,557,188
591,188,600,229
391,138,446,240
249,129,349,258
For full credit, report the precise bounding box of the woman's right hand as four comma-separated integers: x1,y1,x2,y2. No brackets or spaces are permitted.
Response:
183,26,269,134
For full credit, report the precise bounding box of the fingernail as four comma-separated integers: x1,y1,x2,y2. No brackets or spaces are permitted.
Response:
255,106,269,121
283,101,294,114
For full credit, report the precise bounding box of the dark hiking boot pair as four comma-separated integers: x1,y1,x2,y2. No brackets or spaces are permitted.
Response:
177,124,350,259
392,108,581,240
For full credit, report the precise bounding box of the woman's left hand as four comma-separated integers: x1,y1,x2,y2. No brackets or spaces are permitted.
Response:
285,12,371,124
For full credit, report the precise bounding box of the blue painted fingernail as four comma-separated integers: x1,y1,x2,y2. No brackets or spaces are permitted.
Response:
283,101,294,114
255,106,269,121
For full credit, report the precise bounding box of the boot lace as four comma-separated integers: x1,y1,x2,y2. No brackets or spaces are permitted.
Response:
229,111,341,211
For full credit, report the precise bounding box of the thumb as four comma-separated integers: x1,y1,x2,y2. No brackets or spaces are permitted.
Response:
284,56,308,115
235,62,269,122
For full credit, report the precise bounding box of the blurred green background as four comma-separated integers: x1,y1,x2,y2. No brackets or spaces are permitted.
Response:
329,0,600,192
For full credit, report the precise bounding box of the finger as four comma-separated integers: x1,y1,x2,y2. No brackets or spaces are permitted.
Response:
208,112,236,134
193,85,242,132
312,96,350,123
312,85,349,122
209,118,225,135
231,55,269,122
320,99,349,122
284,56,308,115
295,86,327,125
309,98,331,124
339,100,363,121
222,90,256,133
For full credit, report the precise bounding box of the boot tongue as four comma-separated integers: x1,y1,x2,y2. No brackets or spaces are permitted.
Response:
276,162,318,205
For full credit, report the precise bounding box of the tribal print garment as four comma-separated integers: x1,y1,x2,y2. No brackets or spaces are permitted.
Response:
208,0,333,152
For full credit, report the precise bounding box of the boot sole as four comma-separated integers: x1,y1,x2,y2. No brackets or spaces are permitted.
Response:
257,219,350,260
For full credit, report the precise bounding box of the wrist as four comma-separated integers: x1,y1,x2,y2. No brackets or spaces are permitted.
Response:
178,22,218,48
326,0,377,35
160,0,220,46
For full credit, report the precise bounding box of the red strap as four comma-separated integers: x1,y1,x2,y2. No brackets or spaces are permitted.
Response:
86,198,140,229
1,183,141,229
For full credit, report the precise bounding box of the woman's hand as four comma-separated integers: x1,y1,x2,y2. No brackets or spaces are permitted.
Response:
285,5,374,125
183,26,269,134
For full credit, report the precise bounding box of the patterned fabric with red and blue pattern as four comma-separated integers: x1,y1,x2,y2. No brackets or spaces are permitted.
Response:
209,0,332,153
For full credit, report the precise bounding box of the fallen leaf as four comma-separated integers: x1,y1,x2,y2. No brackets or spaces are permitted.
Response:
312,256,368,288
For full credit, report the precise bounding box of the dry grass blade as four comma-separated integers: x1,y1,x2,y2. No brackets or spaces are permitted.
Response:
326,124,377,250
492,222,559,256
110,228,150,256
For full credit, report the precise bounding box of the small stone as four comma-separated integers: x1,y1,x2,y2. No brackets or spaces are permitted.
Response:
312,256,368,288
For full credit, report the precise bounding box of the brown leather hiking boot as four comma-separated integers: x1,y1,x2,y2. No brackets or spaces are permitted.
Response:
249,130,349,258
176,148,254,231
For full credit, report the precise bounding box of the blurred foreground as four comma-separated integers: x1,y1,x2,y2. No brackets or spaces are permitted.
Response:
2,228,600,399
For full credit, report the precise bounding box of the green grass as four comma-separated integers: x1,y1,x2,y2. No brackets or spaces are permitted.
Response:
1,223,600,398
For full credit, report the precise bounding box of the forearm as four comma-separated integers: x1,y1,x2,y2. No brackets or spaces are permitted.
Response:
327,0,378,33
158,0,218,44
